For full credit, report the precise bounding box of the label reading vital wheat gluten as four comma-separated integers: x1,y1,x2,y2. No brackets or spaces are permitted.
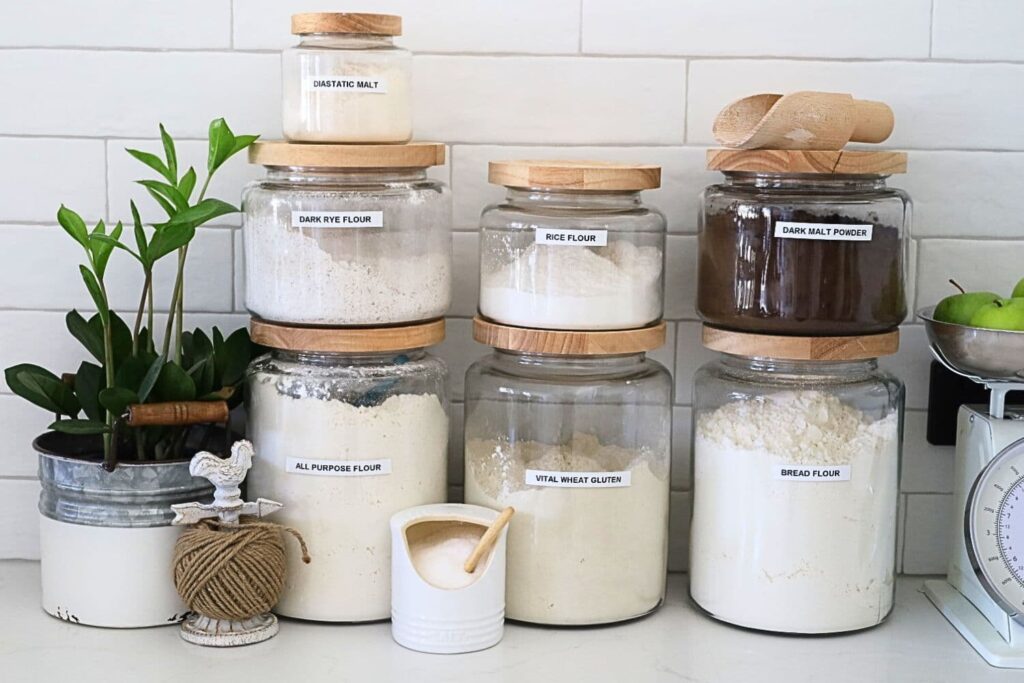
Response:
535,228,609,247
304,76,387,93
286,457,391,477
291,211,383,229
525,469,632,488
773,465,851,482
774,221,873,242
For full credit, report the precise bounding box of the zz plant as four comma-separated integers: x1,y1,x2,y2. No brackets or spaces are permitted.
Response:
5,119,258,467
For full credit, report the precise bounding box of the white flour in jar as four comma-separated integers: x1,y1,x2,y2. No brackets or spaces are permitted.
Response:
690,390,899,633
479,240,662,330
247,379,448,622
464,433,669,624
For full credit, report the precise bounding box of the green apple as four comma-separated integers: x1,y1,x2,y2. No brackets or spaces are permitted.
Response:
969,298,1024,331
934,287,1001,326
1012,277,1024,299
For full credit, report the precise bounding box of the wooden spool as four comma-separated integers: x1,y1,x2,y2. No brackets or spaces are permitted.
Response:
473,317,666,355
701,326,900,361
249,141,445,169
250,319,446,353
488,160,661,191
291,12,402,36
706,148,907,175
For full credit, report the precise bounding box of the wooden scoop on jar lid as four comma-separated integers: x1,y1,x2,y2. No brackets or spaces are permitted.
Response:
713,91,894,150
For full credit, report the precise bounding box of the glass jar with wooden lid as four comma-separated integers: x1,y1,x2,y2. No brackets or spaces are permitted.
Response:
245,319,449,622
698,149,911,335
463,318,672,625
479,160,666,331
243,141,451,327
283,12,411,143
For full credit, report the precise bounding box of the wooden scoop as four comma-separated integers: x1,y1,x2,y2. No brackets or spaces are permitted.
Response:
713,91,894,150
464,507,514,574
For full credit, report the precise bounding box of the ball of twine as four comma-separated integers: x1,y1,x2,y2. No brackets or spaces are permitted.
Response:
173,519,310,621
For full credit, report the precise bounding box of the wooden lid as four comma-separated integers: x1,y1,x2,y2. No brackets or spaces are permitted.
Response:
701,326,900,360
249,142,445,169
488,160,661,191
251,319,445,353
291,12,402,36
706,148,907,175
473,317,666,355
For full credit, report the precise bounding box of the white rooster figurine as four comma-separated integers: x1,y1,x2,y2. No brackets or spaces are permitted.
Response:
172,440,281,526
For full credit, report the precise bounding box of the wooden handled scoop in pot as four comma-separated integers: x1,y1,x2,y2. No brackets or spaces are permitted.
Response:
713,91,894,150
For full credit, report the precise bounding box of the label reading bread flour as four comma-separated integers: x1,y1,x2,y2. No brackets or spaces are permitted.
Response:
773,465,851,482
286,457,391,477
774,221,873,242
535,228,609,247
304,77,387,93
525,469,631,488
291,211,384,229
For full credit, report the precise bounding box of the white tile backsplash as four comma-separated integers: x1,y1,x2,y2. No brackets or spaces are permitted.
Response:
0,138,106,224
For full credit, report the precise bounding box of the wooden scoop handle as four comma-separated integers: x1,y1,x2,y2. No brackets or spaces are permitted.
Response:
125,401,229,427
464,507,515,574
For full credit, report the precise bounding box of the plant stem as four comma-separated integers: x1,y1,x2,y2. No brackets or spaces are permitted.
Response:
147,281,155,354
98,281,115,461
131,272,151,356
163,173,212,364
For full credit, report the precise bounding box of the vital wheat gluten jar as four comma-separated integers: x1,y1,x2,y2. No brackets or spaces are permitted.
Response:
245,319,449,622
479,160,666,331
283,12,411,143
243,141,451,326
464,318,672,625
690,327,903,634
699,149,911,336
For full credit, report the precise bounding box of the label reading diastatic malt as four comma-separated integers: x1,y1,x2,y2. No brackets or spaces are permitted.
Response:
535,228,609,247
774,221,873,242
773,465,851,482
304,77,388,93
291,211,384,229
286,457,392,477
525,469,632,488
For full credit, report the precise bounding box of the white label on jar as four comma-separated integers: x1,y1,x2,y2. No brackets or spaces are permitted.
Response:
525,469,632,488
304,76,388,93
286,457,392,477
291,211,384,229
773,465,851,482
535,228,609,247
774,221,873,242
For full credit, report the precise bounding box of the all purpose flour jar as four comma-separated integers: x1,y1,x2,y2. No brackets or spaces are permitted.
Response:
464,318,672,625
283,12,411,143
245,319,449,622
689,327,904,634
479,160,666,331
243,141,451,326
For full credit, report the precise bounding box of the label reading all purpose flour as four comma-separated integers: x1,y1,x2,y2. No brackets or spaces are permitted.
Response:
304,76,387,93
286,457,392,477
774,221,873,242
291,211,384,229
525,469,631,488
535,228,609,247
773,465,851,482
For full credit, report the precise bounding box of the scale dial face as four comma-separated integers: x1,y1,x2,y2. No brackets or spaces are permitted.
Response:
967,437,1024,621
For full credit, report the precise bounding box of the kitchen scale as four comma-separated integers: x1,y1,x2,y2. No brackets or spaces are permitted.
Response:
919,307,1024,668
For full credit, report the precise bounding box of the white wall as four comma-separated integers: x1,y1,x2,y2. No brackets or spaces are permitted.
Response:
2,0,1021,574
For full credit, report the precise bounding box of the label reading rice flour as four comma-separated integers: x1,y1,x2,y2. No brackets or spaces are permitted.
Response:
287,457,392,477
525,469,631,488
773,465,851,482
774,221,873,242
291,211,383,229
304,77,388,93
535,228,609,247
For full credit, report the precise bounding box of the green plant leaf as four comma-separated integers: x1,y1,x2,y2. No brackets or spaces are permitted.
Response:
49,419,110,435
89,221,123,279
178,166,197,201
154,362,196,402
130,200,150,266
220,328,251,387
137,354,165,402
147,222,195,262
125,147,174,184
110,311,133,365
230,134,259,156
136,180,188,211
91,232,141,264
98,386,139,417
159,123,177,183
66,310,104,362
114,355,149,392
159,198,238,229
57,205,89,249
7,365,80,416
145,187,176,218
207,118,236,173
74,361,104,422
78,266,109,327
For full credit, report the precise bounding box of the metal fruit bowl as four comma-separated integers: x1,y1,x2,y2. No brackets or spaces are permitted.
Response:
918,306,1024,381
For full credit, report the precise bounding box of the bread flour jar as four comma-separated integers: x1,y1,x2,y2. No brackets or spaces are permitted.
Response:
698,149,911,335
243,141,451,326
479,160,666,331
283,12,411,143
689,327,904,634
463,318,672,625
245,319,449,622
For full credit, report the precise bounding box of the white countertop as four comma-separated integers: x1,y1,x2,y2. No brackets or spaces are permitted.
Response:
0,560,1017,683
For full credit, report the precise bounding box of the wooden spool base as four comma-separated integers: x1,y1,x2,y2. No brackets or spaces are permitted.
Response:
701,325,900,361
473,317,666,355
